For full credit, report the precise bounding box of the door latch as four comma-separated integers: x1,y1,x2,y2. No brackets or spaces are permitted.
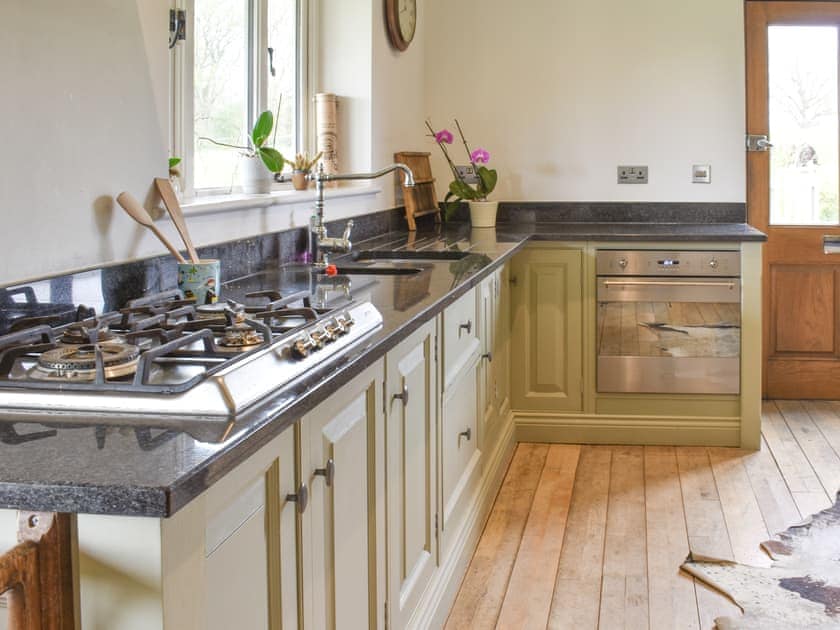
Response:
746,134,773,152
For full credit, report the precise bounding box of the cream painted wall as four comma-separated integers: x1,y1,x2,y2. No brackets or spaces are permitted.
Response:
423,0,746,203
0,1,168,284
0,1,426,284
371,0,428,208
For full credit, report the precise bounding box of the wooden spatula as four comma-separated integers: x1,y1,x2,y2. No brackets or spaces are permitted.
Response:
116,192,187,263
154,177,199,263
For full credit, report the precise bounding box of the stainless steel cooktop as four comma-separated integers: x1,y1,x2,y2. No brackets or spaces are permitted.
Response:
0,287,382,420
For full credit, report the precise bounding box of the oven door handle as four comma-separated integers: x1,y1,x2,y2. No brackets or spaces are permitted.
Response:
602,280,736,289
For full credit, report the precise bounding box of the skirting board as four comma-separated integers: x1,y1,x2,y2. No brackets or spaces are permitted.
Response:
513,412,741,447
409,413,516,630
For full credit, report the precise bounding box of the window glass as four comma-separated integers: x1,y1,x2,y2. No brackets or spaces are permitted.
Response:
193,0,249,191
769,26,839,225
267,0,298,160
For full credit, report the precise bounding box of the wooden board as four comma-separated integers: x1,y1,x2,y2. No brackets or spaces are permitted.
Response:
496,445,580,629
394,152,441,230
547,446,611,629
444,443,548,629
644,446,700,630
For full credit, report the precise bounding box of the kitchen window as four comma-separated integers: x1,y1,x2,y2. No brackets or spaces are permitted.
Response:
171,0,310,197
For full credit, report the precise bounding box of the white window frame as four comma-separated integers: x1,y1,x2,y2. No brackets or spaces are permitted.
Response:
170,0,314,199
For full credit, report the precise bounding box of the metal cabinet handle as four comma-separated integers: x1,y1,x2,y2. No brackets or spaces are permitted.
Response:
458,428,472,442
482,351,493,363
286,483,309,514
314,458,335,487
603,280,735,289
459,320,472,335
392,385,409,407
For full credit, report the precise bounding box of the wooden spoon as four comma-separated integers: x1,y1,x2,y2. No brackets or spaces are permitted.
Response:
154,177,199,263
116,192,187,263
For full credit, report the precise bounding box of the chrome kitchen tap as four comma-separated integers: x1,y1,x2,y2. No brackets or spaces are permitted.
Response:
309,162,416,267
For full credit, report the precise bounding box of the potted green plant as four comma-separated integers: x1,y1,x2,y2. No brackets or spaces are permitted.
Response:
427,119,499,227
288,151,323,191
198,110,286,194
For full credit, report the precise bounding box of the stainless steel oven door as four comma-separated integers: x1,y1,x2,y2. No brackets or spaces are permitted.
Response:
596,276,741,394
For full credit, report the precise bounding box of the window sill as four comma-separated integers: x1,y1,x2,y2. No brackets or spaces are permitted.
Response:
180,184,383,217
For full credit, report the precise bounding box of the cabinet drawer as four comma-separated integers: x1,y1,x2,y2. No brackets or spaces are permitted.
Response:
440,355,481,533
442,287,479,388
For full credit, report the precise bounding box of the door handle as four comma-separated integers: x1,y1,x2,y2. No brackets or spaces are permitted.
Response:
459,320,472,335
392,385,409,407
482,351,493,362
314,458,335,487
286,482,309,514
458,427,472,443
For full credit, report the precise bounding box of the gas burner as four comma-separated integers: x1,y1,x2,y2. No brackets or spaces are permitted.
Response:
218,311,265,350
60,322,118,345
30,343,140,381
195,302,231,319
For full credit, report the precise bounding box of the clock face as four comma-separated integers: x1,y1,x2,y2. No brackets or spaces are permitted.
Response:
387,0,415,51
398,0,416,44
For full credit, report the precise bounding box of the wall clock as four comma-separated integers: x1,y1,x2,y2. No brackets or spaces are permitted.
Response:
386,0,416,51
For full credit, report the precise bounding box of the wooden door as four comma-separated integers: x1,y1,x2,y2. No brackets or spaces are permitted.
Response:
301,363,385,630
510,247,583,412
747,1,840,397
385,320,438,629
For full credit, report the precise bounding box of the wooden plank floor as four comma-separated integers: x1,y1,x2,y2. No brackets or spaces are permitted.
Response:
446,401,840,629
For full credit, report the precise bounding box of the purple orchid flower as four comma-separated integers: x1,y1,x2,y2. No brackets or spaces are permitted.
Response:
434,129,454,144
470,148,490,164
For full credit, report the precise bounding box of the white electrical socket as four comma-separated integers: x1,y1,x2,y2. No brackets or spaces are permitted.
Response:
617,165,648,184
456,165,479,184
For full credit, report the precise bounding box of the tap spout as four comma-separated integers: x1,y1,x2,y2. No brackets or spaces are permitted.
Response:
309,163,416,267
317,163,415,187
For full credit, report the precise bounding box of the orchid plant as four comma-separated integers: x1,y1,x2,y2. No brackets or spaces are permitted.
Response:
426,119,498,218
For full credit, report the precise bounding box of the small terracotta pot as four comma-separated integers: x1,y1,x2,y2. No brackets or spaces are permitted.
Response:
292,170,309,191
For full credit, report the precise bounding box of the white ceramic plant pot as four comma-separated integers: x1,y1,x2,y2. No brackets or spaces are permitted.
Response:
469,200,498,228
238,156,273,194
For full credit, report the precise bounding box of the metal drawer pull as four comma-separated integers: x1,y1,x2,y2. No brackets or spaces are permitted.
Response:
392,385,409,407
603,280,735,289
286,483,309,514
458,428,472,442
482,351,493,362
459,320,472,335
314,458,335,487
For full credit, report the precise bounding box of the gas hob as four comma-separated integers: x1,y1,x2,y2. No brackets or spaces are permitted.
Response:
0,287,382,421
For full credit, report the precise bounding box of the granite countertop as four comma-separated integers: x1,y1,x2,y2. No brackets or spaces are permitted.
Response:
0,220,765,517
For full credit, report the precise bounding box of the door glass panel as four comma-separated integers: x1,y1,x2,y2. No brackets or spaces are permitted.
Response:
768,26,839,225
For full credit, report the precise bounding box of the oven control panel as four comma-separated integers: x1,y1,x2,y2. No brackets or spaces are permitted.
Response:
596,250,740,277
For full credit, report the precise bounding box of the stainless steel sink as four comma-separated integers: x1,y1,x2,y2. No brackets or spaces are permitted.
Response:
351,250,471,262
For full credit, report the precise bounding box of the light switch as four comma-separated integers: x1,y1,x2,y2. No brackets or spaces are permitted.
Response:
692,164,711,184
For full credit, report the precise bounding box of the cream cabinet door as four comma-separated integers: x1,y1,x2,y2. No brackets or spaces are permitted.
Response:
385,319,438,629
511,247,583,413
439,351,481,558
301,362,386,630
493,265,511,421
203,425,301,630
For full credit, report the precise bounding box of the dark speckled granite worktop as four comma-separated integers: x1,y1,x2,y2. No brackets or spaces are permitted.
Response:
0,219,765,517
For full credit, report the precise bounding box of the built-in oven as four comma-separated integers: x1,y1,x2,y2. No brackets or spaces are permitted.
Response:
596,250,741,395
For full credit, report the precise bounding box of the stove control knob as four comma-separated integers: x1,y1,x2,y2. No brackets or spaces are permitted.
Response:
292,336,314,359
310,329,328,348
617,258,628,269
709,258,719,269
